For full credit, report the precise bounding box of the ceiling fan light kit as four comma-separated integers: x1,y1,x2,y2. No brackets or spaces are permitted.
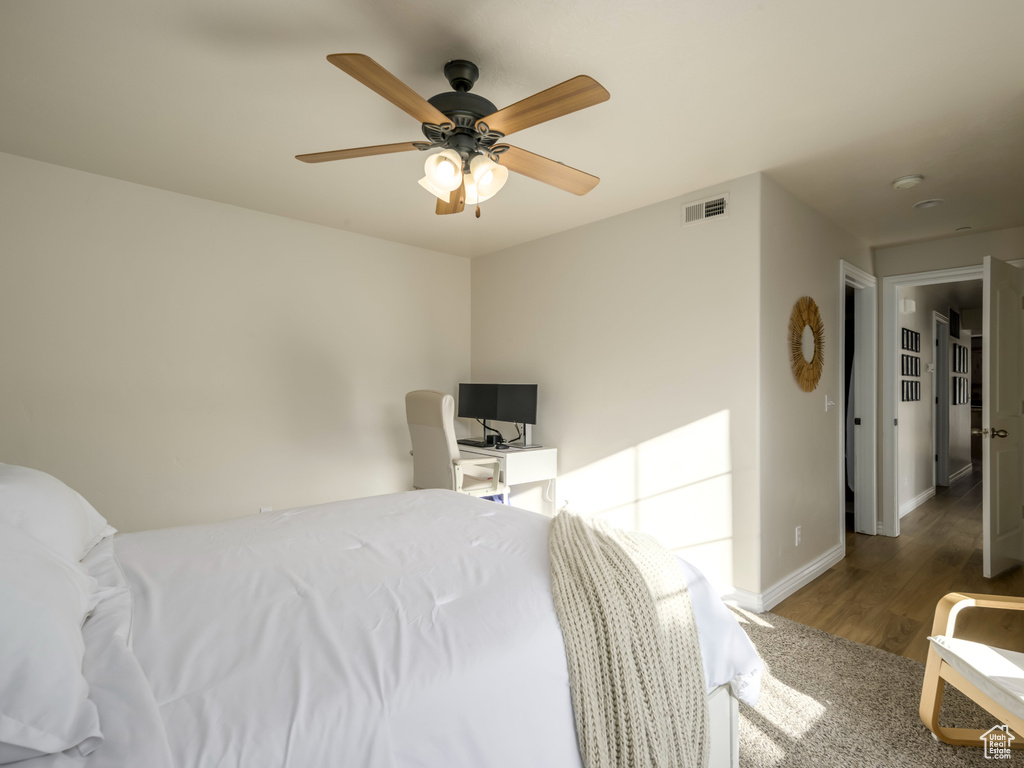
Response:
423,149,464,192
470,154,508,196
464,182,486,206
296,54,609,216
464,177,495,206
418,175,452,201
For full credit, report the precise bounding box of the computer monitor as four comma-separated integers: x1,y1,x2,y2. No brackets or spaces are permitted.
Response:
458,383,538,446
496,384,538,425
457,383,499,421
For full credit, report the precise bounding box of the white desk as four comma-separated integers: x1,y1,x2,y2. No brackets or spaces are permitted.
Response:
458,444,557,489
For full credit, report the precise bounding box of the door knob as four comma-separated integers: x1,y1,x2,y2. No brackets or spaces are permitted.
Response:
972,428,988,437
992,429,1009,438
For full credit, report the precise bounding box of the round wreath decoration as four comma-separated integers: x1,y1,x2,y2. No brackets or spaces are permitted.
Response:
788,296,824,392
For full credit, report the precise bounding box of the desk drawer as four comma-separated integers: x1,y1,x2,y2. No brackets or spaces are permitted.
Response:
503,450,557,486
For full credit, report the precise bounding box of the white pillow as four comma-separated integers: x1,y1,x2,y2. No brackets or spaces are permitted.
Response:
0,521,104,762
0,463,115,562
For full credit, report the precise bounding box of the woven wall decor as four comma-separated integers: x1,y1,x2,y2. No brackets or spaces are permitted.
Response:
788,296,825,392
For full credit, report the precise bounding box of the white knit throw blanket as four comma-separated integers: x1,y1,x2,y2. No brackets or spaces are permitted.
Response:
549,511,709,768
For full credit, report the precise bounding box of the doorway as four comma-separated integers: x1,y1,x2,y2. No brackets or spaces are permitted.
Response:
933,313,950,488
839,260,877,539
880,266,984,537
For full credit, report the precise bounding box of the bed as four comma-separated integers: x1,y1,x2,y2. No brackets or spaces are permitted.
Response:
0,463,762,768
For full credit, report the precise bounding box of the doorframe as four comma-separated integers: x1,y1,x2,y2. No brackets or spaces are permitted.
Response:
880,265,982,537
839,260,878,542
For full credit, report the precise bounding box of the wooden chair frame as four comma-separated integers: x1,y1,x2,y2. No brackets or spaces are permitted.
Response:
919,592,1024,748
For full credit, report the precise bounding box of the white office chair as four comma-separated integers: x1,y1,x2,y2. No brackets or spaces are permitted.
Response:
405,390,508,500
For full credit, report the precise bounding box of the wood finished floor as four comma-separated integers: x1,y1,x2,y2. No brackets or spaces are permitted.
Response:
773,464,1024,663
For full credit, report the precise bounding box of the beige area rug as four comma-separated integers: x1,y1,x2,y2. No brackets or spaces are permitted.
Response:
735,610,1007,768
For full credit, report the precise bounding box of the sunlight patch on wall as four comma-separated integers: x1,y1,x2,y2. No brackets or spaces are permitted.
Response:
635,416,731,498
559,410,734,585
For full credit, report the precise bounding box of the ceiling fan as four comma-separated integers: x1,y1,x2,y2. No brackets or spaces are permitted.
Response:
296,54,610,216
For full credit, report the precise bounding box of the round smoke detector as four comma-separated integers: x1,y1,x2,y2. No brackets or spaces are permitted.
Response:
892,174,924,190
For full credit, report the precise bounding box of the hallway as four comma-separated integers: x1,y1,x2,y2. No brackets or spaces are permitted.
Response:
773,464,1024,663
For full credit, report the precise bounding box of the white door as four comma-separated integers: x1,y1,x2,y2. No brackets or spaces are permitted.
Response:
982,256,1024,578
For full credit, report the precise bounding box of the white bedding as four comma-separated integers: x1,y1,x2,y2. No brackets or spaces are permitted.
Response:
26,489,761,768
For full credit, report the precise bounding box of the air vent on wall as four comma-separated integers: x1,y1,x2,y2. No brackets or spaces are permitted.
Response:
681,193,729,227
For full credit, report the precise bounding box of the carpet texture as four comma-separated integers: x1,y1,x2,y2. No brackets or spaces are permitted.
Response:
736,610,1006,767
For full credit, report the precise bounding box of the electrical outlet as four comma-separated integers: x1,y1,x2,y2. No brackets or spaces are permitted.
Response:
260,507,272,514
795,525,802,546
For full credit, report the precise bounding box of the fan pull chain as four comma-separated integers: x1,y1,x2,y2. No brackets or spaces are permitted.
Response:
475,205,481,218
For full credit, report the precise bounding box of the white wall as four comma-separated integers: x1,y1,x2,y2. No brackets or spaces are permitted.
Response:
921,287,974,484
897,286,974,514
874,227,1024,277
471,174,763,593
471,172,874,600
0,152,881,605
0,153,471,532
894,285,936,513
758,176,872,590
894,283,975,514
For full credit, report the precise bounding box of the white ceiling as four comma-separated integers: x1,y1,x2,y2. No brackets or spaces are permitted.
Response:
913,280,984,314
2,0,1023,258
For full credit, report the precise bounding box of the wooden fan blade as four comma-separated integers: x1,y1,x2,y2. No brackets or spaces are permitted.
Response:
296,142,421,163
327,54,448,125
477,75,609,137
496,145,599,196
435,178,466,215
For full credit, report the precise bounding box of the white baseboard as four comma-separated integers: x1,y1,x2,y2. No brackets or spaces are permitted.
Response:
722,543,845,614
721,587,764,614
761,544,845,611
949,463,973,484
899,487,935,518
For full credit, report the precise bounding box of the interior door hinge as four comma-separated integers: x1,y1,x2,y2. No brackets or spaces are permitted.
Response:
935,454,938,462
894,418,898,426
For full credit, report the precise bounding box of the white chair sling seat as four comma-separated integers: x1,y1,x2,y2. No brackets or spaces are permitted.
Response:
930,636,1024,721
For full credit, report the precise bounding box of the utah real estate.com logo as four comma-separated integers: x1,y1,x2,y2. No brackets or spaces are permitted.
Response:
981,725,1015,760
